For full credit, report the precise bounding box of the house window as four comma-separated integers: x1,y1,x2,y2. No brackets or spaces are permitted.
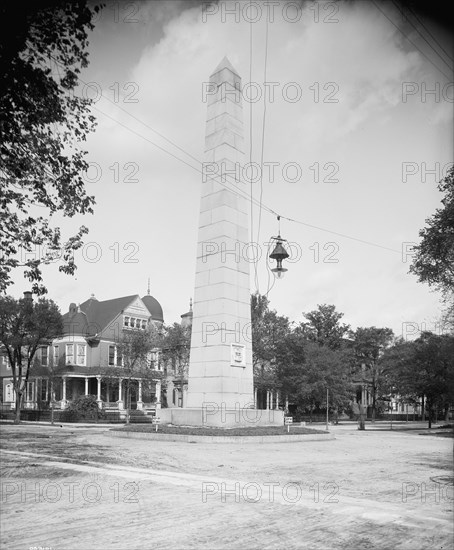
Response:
53,346,59,367
124,316,130,328
1,355,10,369
76,345,86,366
108,345,122,367
40,346,48,367
141,320,147,330
109,345,115,366
66,344,74,364
148,350,162,371
135,318,141,329
26,382,34,401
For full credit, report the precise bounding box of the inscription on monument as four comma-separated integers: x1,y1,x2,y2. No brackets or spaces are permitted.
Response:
230,343,246,367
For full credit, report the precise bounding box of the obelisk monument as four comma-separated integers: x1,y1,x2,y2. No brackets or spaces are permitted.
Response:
161,57,283,427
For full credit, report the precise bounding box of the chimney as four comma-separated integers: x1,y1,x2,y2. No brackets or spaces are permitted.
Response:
23,291,33,301
69,303,77,315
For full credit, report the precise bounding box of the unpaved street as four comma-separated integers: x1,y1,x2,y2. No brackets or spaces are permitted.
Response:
0,423,452,550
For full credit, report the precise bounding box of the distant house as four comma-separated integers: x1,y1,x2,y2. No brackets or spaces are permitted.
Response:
1,291,165,413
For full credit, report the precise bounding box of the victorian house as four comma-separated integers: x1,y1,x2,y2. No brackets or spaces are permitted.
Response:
1,290,165,413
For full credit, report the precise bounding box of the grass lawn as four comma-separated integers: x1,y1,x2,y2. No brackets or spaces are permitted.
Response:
113,425,328,436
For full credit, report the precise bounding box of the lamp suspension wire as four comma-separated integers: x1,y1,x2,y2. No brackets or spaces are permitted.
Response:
258,11,271,296
249,0,258,294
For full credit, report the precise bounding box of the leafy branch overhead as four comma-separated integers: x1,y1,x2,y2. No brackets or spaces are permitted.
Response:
410,166,454,297
0,1,103,294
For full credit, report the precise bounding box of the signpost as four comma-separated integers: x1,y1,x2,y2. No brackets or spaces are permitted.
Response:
284,416,293,433
152,416,160,433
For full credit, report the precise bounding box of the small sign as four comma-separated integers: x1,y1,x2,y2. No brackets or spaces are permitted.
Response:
152,417,161,424
230,343,246,367
284,417,293,424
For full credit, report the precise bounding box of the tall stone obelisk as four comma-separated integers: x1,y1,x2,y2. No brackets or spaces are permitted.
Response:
160,57,283,427
185,56,254,412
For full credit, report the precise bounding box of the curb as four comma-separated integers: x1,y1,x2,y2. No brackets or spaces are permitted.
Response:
108,431,335,443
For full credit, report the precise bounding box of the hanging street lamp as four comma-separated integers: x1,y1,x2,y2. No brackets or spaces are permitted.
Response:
269,217,289,279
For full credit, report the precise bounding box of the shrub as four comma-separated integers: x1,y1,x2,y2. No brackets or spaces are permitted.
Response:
67,395,105,421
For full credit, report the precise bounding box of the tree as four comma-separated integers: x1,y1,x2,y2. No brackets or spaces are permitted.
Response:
410,166,454,302
251,293,290,396
351,326,394,421
385,332,454,427
300,304,350,350
0,1,102,295
101,326,161,424
0,294,63,423
159,323,191,406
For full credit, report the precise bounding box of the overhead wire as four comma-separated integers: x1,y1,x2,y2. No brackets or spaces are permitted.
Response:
45,49,403,257
371,0,452,80
395,0,454,65
390,0,453,70
258,12,271,297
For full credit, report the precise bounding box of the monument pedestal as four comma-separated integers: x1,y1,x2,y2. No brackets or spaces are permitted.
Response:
159,407,284,428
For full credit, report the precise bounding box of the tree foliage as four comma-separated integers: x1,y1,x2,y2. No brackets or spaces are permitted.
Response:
410,166,454,299
384,332,454,427
101,326,161,422
300,304,350,350
251,293,290,389
350,326,395,420
0,294,63,423
0,1,102,294
159,322,191,401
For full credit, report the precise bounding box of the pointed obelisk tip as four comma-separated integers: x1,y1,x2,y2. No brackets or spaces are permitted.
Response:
212,56,239,76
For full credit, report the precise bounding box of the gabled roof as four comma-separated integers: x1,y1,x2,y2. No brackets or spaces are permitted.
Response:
62,295,138,337
80,295,138,334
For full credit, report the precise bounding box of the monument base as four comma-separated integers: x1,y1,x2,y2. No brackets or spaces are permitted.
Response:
158,408,284,428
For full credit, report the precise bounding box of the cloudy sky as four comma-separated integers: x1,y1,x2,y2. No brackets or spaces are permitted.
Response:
14,0,453,338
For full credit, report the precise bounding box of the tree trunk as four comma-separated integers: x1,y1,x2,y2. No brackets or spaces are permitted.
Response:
126,383,130,424
427,401,432,429
14,390,22,424
445,405,450,423
50,379,54,425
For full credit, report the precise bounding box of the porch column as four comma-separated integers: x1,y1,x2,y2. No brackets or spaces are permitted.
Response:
96,376,102,409
275,391,279,410
155,380,161,411
117,378,124,410
137,380,143,410
45,379,49,402
61,377,67,409
254,387,257,408
285,395,289,414
266,390,269,410
84,377,89,396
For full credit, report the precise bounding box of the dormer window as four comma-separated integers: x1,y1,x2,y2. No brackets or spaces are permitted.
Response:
124,316,130,327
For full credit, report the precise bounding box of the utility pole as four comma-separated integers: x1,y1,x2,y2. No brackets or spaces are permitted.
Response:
326,388,329,431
